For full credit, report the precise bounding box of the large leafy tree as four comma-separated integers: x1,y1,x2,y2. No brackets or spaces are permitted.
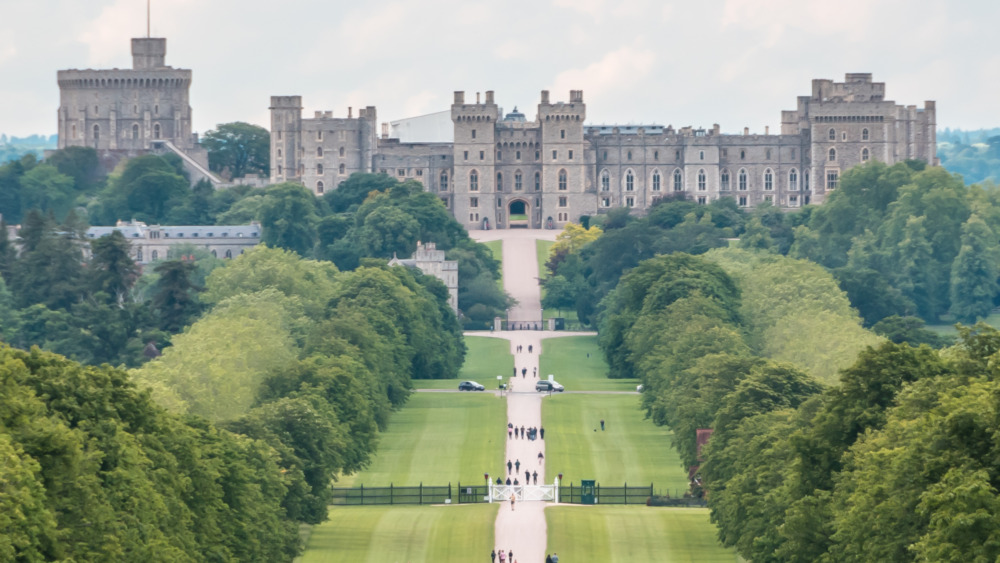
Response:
200,122,270,179
87,230,139,304
949,214,1000,323
258,182,320,256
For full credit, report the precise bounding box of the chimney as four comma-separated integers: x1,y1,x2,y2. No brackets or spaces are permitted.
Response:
348,107,353,118
454,91,465,104
476,92,481,104
381,122,389,139
315,111,322,118
541,90,550,104
570,90,583,103
744,127,749,136
485,90,494,104
765,125,769,135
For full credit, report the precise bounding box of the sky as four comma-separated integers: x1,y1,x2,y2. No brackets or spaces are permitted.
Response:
1,0,997,138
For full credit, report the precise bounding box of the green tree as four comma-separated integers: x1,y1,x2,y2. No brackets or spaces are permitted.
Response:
200,122,270,179
871,315,952,347
45,145,101,193
949,214,1000,323
18,163,76,220
149,260,203,332
88,230,139,304
258,183,319,256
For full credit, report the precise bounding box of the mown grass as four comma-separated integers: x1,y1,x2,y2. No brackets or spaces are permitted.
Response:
542,393,690,494
411,336,512,390
539,335,637,392
546,506,735,562
338,392,505,487
301,504,498,563
482,239,504,289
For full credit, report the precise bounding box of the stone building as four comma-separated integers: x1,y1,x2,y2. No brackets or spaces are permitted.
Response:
272,73,936,229
388,242,459,314
56,37,216,184
85,220,261,266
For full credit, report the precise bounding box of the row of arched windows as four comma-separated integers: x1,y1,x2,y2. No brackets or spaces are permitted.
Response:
599,168,809,192
86,123,163,141
828,128,871,141
67,77,187,88
828,148,871,162
469,170,547,191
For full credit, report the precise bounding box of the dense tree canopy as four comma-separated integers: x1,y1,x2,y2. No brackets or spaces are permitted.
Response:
200,122,270,179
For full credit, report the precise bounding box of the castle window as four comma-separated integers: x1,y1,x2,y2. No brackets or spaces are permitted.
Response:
738,196,748,207
654,150,659,160
211,250,217,258
317,147,323,157
134,105,138,114
558,196,567,208
627,151,632,161
626,196,635,208
535,172,541,191
535,151,540,161
568,150,573,160
740,150,746,160
155,104,159,115
673,169,683,191
317,164,324,174
498,197,502,208
827,170,839,190
789,169,798,191
470,170,479,191
516,150,521,160
625,170,634,192
861,148,870,161
842,132,847,141
675,150,680,160
764,194,773,203
397,168,404,176
698,169,706,191
552,150,557,160
317,180,325,194
697,196,707,205
470,197,479,208
479,151,485,160
791,148,796,160
601,197,611,208
498,151,502,160
339,163,345,174
764,169,773,190
497,172,503,191
766,149,771,160
804,170,810,190
464,151,469,161
151,250,158,260
652,171,661,192
738,169,748,191
604,151,608,160
558,169,568,190
137,249,143,262
132,124,139,139
828,128,835,141
472,129,476,139
561,129,565,139
862,128,869,141
72,125,76,139
278,165,283,175
440,171,449,190
700,150,705,160
93,124,100,141
601,170,610,191
515,171,523,191
153,123,161,139
829,148,837,161
277,148,282,158
339,147,345,157
790,195,799,207
722,149,728,158
721,169,730,190
317,130,322,141
226,250,233,259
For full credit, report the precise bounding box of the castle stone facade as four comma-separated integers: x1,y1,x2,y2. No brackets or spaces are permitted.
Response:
272,73,936,229
388,242,459,314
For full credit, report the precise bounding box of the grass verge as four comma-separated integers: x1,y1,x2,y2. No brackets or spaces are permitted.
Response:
482,239,504,290
412,336,512,390
546,506,735,562
301,504,498,563
539,335,636,392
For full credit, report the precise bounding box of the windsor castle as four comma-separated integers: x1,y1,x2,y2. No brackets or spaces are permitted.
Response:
54,36,937,231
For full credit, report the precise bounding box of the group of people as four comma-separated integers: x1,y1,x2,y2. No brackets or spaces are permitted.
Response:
509,322,542,330
507,423,543,440
512,366,538,378
490,547,515,563
514,344,534,353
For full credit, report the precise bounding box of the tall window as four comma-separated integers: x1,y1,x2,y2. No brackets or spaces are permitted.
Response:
316,163,323,174
804,170,810,191
861,148,870,161
317,146,323,157
625,171,634,192
516,150,521,160
601,170,610,191
339,147,345,156
316,180,325,194
497,172,503,191
470,170,479,191
764,169,773,191
738,169,747,191
862,128,870,141
673,169,683,191
560,129,565,139
789,169,798,191
470,197,479,208
721,169,730,190
828,128,836,141
740,150,745,160
558,169,568,191
440,171,448,191
697,169,706,191
627,151,632,161
766,149,771,160
829,148,837,161
132,124,139,139
535,172,541,191
652,171,661,192
515,171,523,191
827,171,839,190
153,123,160,139
93,124,100,141
339,163,345,174
558,196,567,207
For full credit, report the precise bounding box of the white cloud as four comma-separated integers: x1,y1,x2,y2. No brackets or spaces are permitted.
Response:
550,42,656,104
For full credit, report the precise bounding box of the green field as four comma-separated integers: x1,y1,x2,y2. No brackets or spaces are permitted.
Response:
543,394,690,494
412,336,512,390
339,392,505,487
546,506,735,562
301,504,498,563
482,239,504,289
537,239,553,280
539,335,637,392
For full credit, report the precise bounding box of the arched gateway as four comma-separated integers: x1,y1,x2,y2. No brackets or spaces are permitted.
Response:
508,199,529,229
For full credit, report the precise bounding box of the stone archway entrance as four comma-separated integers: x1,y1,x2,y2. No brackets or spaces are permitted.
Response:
508,199,529,229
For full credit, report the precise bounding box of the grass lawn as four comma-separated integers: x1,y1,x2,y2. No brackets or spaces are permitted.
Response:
546,506,735,562
482,239,504,289
412,336,512,390
339,392,505,487
537,238,554,280
301,504,498,563
543,394,690,495
539,335,637,392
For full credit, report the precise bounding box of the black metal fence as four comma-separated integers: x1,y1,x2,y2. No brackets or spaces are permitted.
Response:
330,483,490,506
560,483,654,505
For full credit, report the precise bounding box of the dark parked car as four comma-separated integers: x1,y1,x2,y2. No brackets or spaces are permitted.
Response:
458,380,485,391
535,380,565,392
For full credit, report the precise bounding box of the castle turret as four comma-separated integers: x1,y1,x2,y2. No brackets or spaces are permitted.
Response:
538,90,590,227
452,90,500,229
269,96,303,183
131,38,167,70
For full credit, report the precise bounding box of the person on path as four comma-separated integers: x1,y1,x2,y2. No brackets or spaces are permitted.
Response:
601,419,605,431
507,460,512,474
533,471,538,484
508,428,512,439
538,451,544,463
521,425,526,437
513,367,517,377
525,470,530,483
499,549,506,562
552,553,559,563
540,427,545,440
510,494,515,511
508,550,513,562
533,367,537,377
491,549,496,563
522,367,527,378
496,477,502,485
546,555,553,563
506,477,511,485
515,459,520,472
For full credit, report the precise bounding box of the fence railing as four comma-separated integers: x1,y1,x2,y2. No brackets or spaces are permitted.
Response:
560,483,654,505
330,484,490,506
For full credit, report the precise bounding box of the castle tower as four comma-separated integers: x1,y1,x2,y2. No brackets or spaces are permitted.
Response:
452,91,499,230
538,90,591,228
269,96,303,183
131,38,166,70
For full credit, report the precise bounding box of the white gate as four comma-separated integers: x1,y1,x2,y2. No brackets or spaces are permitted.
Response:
489,483,558,503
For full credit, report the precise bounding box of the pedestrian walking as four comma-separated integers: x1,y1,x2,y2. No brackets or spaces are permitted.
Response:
507,460,512,474
513,478,519,485
533,471,538,484
528,345,533,353
540,427,545,440
538,451,544,463
513,367,517,377
499,549,507,562
506,477,511,485
546,555,553,563
508,429,512,439
552,553,558,563
525,470,530,483
496,477,502,484
491,548,496,562
510,494,515,511
533,367,537,377
601,419,605,431
515,459,520,472
508,550,513,562
521,425,526,437
522,367,527,378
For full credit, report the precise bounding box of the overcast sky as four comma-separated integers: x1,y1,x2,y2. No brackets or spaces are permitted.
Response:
1,0,997,138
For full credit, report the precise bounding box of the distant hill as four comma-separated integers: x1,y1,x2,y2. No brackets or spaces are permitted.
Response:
938,128,1000,185
0,134,58,164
